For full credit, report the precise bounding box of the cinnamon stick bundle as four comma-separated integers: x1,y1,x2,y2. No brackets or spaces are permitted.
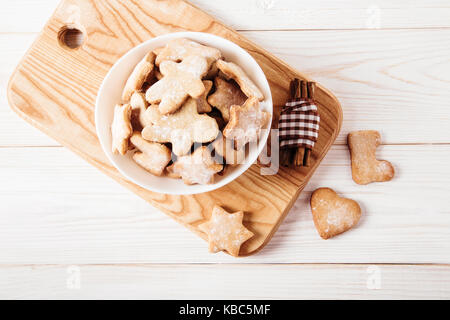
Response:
280,79,316,167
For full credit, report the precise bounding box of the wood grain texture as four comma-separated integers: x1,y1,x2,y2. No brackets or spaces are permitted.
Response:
0,34,58,146
1,145,449,264
6,0,342,256
1,264,449,299
2,0,450,32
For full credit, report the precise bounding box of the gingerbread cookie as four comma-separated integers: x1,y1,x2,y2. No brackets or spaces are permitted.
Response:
311,188,362,240
169,146,223,185
130,132,172,176
111,104,133,155
142,98,219,156
155,38,221,66
223,97,271,149
198,205,254,256
146,55,209,115
196,80,213,113
122,52,155,102
213,136,246,166
130,91,148,131
348,130,395,185
216,60,264,101
208,77,248,122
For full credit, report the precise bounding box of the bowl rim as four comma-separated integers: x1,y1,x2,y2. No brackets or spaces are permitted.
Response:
95,31,273,195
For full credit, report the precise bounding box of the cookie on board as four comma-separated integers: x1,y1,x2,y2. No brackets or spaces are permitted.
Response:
198,205,254,256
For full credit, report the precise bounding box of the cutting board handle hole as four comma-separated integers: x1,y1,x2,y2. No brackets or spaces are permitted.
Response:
58,25,85,50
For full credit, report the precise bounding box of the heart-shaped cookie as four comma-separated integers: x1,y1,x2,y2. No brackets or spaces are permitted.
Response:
310,188,362,240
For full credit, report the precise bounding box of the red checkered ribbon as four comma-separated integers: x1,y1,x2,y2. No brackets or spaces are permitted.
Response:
279,99,320,149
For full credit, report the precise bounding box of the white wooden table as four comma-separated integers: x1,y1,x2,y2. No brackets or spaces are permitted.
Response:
1,0,450,299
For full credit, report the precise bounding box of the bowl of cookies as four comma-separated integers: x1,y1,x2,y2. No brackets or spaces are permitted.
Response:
96,32,273,195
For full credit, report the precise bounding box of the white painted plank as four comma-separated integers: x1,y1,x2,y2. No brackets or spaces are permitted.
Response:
0,145,449,264
2,29,450,146
0,0,58,33
1,264,449,299
1,0,450,32
191,0,450,30
241,29,450,145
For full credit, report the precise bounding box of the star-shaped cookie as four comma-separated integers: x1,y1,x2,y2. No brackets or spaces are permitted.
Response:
208,77,248,122
142,98,219,156
216,60,264,101
198,206,254,257
146,55,209,115
223,97,271,149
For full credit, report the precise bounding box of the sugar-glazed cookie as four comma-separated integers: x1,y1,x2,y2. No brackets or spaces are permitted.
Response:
348,130,395,185
130,132,172,176
122,52,155,102
146,55,209,115
208,77,248,122
223,97,271,149
130,91,148,130
111,104,133,155
142,98,219,156
155,38,221,66
216,60,264,101
198,205,254,256
213,136,246,166
169,146,223,185
311,188,362,240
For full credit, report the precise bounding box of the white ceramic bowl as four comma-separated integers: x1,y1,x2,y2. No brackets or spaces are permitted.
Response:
96,32,273,195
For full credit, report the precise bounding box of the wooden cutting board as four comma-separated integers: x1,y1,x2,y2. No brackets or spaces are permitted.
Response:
7,0,342,256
